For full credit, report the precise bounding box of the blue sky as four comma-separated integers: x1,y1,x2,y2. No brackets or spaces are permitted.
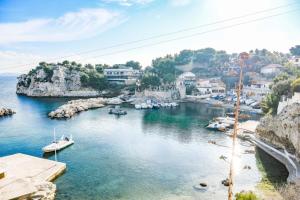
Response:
0,0,299,73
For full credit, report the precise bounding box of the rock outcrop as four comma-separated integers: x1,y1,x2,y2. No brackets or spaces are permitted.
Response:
16,65,100,97
0,108,16,117
256,103,300,158
30,181,56,200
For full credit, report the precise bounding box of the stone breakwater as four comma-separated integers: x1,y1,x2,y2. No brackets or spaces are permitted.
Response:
0,108,16,117
48,97,123,119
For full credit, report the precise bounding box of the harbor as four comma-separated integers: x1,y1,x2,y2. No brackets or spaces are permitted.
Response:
0,77,269,200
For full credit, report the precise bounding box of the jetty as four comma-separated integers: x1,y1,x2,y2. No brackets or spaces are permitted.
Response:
0,153,66,199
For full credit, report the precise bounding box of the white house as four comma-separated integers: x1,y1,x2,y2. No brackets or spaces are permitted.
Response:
260,64,284,77
104,67,141,85
289,56,300,67
196,78,226,95
243,80,271,102
178,72,196,86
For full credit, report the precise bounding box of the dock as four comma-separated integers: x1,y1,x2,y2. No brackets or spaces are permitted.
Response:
0,153,66,200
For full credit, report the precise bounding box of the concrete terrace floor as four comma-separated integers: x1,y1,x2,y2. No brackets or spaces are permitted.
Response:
0,153,66,200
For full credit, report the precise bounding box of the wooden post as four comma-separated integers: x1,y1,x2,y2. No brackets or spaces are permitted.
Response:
228,52,249,200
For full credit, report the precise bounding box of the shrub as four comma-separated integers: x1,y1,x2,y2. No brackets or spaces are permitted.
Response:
291,78,300,93
235,191,259,200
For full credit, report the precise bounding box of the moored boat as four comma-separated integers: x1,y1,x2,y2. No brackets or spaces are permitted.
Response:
43,131,74,153
109,106,127,115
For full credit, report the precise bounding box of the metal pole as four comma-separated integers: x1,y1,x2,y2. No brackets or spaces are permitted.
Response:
54,128,57,162
228,53,248,200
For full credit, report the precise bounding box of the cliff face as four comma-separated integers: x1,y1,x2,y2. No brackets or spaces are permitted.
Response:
256,103,300,158
16,65,100,97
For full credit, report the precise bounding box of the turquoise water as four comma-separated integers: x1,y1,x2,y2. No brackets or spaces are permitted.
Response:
0,76,263,200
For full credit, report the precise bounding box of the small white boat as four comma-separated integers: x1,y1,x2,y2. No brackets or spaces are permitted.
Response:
43,130,74,153
141,103,148,109
147,104,153,109
135,104,142,109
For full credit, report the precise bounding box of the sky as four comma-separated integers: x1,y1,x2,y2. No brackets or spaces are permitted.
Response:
0,0,299,73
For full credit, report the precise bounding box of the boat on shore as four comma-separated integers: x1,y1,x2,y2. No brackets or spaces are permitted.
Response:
43,133,74,153
134,101,178,110
206,121,230,131
214,117,235,126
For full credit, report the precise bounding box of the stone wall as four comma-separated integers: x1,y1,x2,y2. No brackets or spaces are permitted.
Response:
277,92,300,114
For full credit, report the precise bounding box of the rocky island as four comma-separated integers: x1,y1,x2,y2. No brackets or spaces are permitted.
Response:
16,61,107,97
0,108,16,117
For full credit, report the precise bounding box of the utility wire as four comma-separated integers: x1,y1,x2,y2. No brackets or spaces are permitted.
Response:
73,8,300,62
1,2,299,70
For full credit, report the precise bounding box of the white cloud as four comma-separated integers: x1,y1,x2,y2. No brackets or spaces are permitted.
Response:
103,0,154,6
169,0,191,6
0,8,125,44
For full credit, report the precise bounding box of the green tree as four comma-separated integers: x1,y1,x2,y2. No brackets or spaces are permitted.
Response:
62,60,69,66
175,49,193,65
85,64,94,69
80,73,89,86
193,48,216,64
39,61,47,67
141,75,160,89
261,93,280,115
272,80,292,96
125,60,142,70
290,45,300,56
95,65,104,73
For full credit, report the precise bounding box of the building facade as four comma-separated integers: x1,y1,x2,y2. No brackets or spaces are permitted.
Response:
103,67,141,85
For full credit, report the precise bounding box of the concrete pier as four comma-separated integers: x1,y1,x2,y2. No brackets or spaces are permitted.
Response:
0,153,66,200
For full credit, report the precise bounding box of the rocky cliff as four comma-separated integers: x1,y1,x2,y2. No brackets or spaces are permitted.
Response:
256,103,300,158
16,65,100,97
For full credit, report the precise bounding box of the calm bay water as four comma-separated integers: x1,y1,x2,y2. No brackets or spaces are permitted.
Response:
0,76,275,200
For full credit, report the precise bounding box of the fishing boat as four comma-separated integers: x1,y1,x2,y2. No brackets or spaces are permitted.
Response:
42,129,74,153
109,106,127,115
